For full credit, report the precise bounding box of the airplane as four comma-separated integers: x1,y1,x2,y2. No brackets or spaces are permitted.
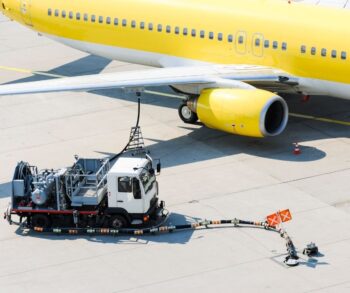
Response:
0,0,349,138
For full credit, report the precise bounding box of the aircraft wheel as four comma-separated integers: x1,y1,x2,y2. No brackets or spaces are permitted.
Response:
178,103,198,124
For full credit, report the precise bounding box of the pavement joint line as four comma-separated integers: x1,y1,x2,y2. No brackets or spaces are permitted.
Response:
1,64,350,127
303,279,350,293
112,256,280,293
168,167,350,209
0,116,177,156
0,243,149,279
0,102,140,131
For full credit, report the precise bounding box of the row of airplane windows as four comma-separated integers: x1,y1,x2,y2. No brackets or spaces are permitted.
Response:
47,9,347,60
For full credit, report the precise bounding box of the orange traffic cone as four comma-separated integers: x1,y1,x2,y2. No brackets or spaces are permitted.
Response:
293,143,301,155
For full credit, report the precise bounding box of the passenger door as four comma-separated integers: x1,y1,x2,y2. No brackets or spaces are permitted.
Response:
20,0,32,26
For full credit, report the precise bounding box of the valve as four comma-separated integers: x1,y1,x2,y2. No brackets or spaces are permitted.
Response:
303,242,319,257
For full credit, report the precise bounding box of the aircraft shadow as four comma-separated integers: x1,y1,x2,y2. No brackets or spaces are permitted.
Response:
2,54,350,168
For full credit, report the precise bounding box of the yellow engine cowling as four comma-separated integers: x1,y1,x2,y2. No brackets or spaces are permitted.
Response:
187,88,289,138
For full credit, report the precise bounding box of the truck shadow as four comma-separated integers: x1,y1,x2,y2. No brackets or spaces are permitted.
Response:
14,212,199,244
0,181,11,198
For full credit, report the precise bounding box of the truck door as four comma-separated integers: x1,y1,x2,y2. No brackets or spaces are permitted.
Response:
235,31,247,55
131,178,144,213
115,177,144,214
252,33,264,57
20,0,32,26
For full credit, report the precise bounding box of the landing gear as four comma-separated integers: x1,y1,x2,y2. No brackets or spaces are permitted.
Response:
178,103,198,124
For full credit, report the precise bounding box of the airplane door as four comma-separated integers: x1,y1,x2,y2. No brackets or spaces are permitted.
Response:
235,31,247,54
20,0,32,26
252,34,264,57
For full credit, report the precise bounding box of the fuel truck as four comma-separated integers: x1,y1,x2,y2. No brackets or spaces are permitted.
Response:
4,151,165,229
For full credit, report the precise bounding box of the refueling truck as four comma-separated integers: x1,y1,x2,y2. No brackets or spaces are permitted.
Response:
5,150,165,229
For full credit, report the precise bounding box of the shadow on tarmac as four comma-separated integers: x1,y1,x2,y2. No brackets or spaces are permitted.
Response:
0,181,11,198
3,54,350,169
14,212,198,244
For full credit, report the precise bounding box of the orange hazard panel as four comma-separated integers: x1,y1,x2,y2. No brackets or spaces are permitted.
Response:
279,209,292,223
266,213,281,226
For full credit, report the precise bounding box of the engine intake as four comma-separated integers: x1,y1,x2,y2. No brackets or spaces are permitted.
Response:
187,88,288,137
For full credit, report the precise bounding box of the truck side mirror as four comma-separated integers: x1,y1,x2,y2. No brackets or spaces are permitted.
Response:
156,162,161,174
132,177,141,199
149,168,155,175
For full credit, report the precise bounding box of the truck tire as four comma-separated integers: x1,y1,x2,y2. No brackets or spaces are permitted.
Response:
109,215,128,229
31,214,52,229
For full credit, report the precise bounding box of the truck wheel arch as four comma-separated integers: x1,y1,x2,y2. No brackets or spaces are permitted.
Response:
106,208,131,223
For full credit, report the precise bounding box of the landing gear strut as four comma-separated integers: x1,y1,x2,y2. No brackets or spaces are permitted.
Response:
178,103,198,124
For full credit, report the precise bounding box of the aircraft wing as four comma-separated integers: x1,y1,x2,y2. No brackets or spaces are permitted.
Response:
0,65,298,96
288,0,350,9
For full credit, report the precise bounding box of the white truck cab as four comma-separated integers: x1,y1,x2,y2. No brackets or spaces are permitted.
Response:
107,156,158,216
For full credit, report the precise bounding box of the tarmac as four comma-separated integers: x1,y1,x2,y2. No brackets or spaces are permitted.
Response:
1,13,350,293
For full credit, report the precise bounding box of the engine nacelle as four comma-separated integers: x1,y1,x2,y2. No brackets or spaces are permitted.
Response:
187,88,289,137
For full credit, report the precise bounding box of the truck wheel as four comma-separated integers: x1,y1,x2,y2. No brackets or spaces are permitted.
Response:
109,215,128,229
178,103,198,124
31,214,51,229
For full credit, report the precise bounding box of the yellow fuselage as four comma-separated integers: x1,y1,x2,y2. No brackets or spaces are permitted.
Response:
2,0,350,84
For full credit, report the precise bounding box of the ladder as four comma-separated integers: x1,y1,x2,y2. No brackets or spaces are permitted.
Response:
125,126,145,153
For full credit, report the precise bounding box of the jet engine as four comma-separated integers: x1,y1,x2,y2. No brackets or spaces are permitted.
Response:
187,88,289,138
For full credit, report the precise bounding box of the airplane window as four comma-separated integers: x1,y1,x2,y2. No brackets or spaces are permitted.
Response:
84,14,88,22
341,51,347,60
99,16,103,24
54,9,59,17
69,12,73,19
122,19,127,27
166,25,171,33
62,11,66,18
148,23,153,31
200,30,205,38
282,42,287,50
183,28,188,36
209,32,214,40
255,38,260,47
131,20,136,28
114,18,118,25
76,13,81,20
228,34,233,43
48,9,52,16
321,48,327,57
238,35,244,44
273,41,278,49
191,29,196,37
157,24,162,32
264,40,269,48
331,50,337,58
218,33,223,41
91,15,96,22
106,17,111,24
300,45,306,53
140,22,145,29
175,27,180,34
311,47,316,55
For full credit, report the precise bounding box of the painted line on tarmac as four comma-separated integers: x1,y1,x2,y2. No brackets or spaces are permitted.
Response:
0,65,63,78
289,113,350,126
1,64,349,126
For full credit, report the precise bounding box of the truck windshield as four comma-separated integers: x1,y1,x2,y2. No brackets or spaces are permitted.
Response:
140,170,156,194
